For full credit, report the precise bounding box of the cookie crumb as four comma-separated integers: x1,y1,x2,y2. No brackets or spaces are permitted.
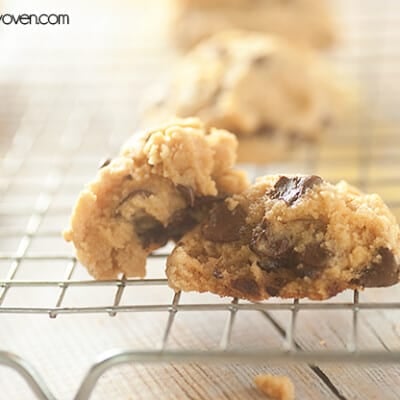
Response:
254,374,295,400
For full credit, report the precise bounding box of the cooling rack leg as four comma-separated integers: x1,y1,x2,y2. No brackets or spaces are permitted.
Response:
349,290,360,352
0,351,56,400
219,298,238,350
74,349,137,400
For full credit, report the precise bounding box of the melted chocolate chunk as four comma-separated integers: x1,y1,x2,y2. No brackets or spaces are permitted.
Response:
133,213,168,248
134,208,201,248
231,278,260,297
295,263,321,279
257,258,283,272
134,193,223,248
165,208,200,242
195,194,226,206
257,245,327,278
98,157,112,169
353,248,399,287
202,202,246,242
177,185,195,207
302,243,329,268
269,175,323,205
256,248,299,272
250,218,328,278
130,185,229,247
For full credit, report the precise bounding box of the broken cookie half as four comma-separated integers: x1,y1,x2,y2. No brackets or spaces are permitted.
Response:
167,175,400,300
64,118,248,279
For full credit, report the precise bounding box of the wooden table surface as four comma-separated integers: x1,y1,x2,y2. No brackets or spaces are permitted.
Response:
0,0,399,399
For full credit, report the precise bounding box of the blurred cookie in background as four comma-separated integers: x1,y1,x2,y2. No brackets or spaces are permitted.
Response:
143,31,351,163
171,0,337,51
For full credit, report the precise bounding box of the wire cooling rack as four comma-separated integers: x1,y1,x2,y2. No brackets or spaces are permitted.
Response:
1,0,400,399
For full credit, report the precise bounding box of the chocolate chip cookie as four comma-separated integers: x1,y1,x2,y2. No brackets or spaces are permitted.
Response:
64,118,248,279
145,31,343,163
166,175,400,300
172,0,337,50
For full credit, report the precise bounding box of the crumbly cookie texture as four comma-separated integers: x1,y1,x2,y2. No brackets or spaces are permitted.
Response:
64,118,248,279
254,375,295,400
166,175,400,300
172,0,337,50
145,31,344,163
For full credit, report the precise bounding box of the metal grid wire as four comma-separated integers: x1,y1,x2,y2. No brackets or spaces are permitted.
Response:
1,0,400,399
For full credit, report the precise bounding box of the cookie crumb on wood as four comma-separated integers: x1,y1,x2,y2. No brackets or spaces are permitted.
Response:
254,374,295,400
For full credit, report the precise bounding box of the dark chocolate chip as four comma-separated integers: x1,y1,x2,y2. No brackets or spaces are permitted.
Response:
177,184,195,207
195,194,226,206
202,202,246,242
131,189,227,248
231,278,260,297
251,222,291,258
257,245,327,278
278,249,300,270
134,208,200,248
133,213,168,248
268,175,323,205
257,258,282,272
256,249,299,272
301,243,329,268
251,217,328,278
353,247,399,288
295,264,321,279
98,157,112,169
165,208,200,242
213,269,223,279
251,220,297,271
